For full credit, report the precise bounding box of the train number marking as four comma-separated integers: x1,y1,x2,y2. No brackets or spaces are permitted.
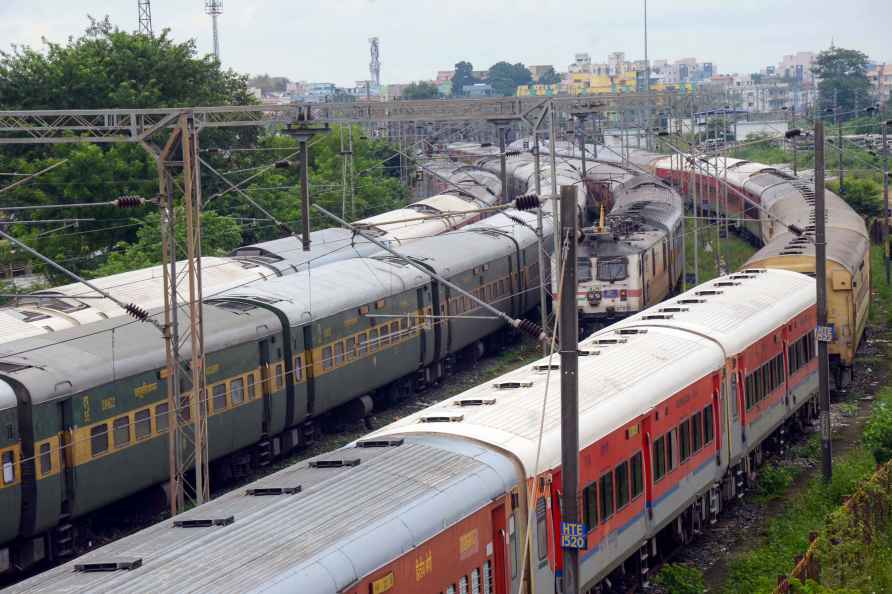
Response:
101,397,116,411
459,528,479,560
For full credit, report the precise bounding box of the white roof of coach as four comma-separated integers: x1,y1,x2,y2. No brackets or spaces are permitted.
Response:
369,325,722,476
602,268,815,357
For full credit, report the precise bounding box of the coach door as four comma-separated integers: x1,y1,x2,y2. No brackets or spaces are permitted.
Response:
491,504,509,594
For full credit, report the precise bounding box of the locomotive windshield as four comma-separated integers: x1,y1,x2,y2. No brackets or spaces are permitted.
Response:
597,257,628,281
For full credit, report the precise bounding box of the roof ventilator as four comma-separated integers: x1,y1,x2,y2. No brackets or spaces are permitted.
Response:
356,438,404,448
75,558,143,573
642,314,673,320
245,487,302,496
309,458,361,468
712,281,740,287
420,414,465,423
578,350,600,356
676,298,706,305
616,328,648,335
695,290,724,296
741,269,768,274
493,381,534,389
533,364,560,371
590,338,628,345
728,274,756,280
455,398,497,406
658,307,689,313
173,517,234,528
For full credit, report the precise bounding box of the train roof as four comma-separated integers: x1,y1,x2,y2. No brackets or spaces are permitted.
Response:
745,228,870,275
0,304,278,407
230,228,380,272
370,325,722,476
10,436,516,594
367,269,813,476
607,268,815,356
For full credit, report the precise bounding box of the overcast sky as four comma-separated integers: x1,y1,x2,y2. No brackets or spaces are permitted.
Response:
3,1,890,87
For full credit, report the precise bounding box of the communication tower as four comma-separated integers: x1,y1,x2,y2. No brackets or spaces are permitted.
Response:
138,0,153,35
205,0,223,60
369,37,381,87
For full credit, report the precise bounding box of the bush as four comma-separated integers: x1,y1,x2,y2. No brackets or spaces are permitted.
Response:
652,563,705,594
863,388,892,464
755,465,795,501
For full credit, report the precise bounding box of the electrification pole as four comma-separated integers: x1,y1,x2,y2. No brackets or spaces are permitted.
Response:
815,121,833,483
559,184,580,594
533,132,549,354
883,119,890,284
835,90,844,194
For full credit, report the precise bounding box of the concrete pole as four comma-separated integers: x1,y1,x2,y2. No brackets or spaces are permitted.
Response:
559,184,580,594
498,125,509,202
299,139,311,251
815,122,832,483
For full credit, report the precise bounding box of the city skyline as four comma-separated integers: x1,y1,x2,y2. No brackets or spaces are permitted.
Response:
2,0,890,87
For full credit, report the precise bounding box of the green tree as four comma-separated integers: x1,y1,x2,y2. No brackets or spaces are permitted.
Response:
813,46,871,115
0,16,251,109
537,67,562,85
452,61,479,97
401,81,439,100
91,209,242,277
486,61,533,96
828,176,883,218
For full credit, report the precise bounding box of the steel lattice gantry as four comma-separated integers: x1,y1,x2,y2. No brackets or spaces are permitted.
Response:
0,92,723,145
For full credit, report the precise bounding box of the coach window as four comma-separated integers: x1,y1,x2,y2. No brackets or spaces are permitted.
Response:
692,411,703,452
113,416,131,448
39,443,52,476
2,451,15,483
704,405,715,445
135,409,152,440
653,435,666,481
459,575,468,594
381,324,391,346
213,384,228,412
335,341,345,365
680,419,692,462
446,586,456,594
583,482,598,530
358,333,368,355
322,346,333,370
346,337,357,360
599,472,614,522
91,424,109,456
231,378,245,405
247,374,257,400
615,461,630,510
156,403,169,433
536,497,548,560
471,568,480,594
275,364,285,389
631,452,644,499
369,327,379,351
391,321,400,342
666,429,677,472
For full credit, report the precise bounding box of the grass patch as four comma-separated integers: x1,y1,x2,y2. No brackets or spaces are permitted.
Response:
683,218,757,284
653,563,706,594
724,450,876,594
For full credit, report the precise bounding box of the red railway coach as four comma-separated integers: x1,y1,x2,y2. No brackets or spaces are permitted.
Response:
12,269,818,594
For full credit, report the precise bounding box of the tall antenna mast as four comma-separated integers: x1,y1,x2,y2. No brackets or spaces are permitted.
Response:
138,0,153,35
205,0,223,61
369,37,381,87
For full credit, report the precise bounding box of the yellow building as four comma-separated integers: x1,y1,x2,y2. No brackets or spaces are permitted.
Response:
516,74,697,97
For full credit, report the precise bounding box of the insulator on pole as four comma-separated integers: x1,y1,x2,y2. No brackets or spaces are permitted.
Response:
125,303,150,321
516,318,546,342
514,193,542,211
115,196,146,208
274,160,292,169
